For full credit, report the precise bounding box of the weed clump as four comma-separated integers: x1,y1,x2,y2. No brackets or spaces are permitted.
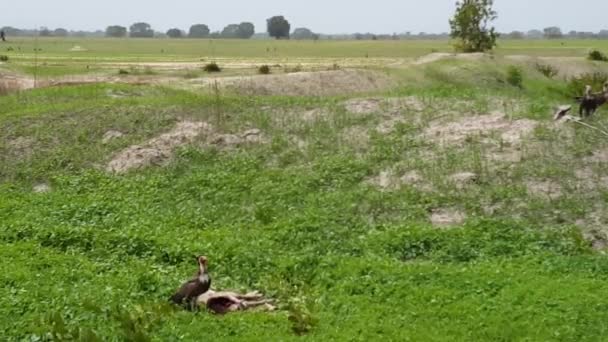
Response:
506,65,523,88
588,49,608,62
118,69,129,75
203,62,221,73
0,55,8,62
258,65,271,74
567,72,608,96
535,63,558,79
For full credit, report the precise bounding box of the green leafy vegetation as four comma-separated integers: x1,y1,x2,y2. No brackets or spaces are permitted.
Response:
588,49,608,62
506,65,523,88
2,42,608,340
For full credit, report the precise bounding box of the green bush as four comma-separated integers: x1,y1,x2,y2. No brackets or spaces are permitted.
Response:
203,62,221,73
588,49,608,62
506,65,523,88
0,55,8,62
567,72,608,97
118,69,129,75
258,65,271,74
535,63,558,79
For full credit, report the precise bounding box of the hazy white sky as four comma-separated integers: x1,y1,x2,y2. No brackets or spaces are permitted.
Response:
3,0,608,33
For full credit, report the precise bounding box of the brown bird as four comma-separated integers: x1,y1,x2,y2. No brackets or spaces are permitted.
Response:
575,84,608,118
170,256,211,310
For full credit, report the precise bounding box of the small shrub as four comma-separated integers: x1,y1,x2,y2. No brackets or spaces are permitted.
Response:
588,49,608,62
203,62,221,73
118,69,129,75
284,64,302,73
567,72,608,97
0,55,8,62
535,63,558,79
141,66,157,75
506,66,523,88
258,65,271,74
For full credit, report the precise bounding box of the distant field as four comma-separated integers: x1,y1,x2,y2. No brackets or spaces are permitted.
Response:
1,38,608,62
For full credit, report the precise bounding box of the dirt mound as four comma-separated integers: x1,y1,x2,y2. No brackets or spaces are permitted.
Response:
430,208,467,228
506,56,607,78
424,112,538,146
107,123,267,173
107,121,212,173
414,52,489,65
198,69,395,96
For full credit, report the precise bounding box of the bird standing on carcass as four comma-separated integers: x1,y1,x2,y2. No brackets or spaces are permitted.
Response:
169,256,211,310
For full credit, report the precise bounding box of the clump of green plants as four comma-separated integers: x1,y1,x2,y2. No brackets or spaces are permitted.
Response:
535,63,558,79
284,64,303,73
588,49,608,62
258,65,271,74
288,297,317,335
567,71,608,96
203,62,221,73
506,65,523,88
0,55,9,62
118,69,129,75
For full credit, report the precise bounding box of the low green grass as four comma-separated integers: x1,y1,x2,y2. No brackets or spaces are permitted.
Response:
2,56,608,340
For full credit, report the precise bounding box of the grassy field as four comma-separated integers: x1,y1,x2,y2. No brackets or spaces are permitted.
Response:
2,37,608,61
2,40,608,340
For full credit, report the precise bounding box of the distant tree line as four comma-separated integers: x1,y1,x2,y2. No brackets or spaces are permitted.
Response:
2,22,608,41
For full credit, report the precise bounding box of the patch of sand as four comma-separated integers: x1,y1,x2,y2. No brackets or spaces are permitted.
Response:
449,172,479,189
102,130,124,144
107,121,212,173
430,208,467,228
107,122,267,173
414,52,490,65
526,180,563,200
33,183,51,193
424,111,538,146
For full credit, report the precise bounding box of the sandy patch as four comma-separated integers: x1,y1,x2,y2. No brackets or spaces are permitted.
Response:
424,111,538,146
69,45,88,52
102,130,124,144
586,149,608,163
107,122,267,173
526,180,563,200
366,170,400,191
430,208,467,228
449,172,478,189
107,121,212,173
506,55,607,78
367,169,433,192
414,52,490,65
33,183,51,193
8,137,35,158
341,126,370,152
